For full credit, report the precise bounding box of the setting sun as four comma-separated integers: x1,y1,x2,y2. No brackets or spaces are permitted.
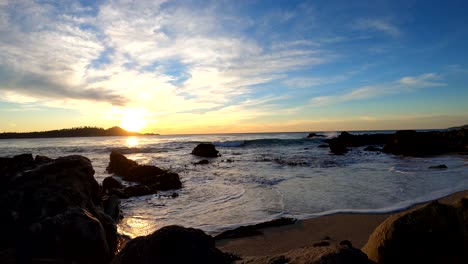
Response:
119,108,148,132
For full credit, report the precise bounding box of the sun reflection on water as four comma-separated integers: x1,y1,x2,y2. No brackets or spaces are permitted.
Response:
125,137,139,147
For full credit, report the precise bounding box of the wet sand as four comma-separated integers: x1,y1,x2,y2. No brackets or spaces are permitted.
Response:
216,190,468,257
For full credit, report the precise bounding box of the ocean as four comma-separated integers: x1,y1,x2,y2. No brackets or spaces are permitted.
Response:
1,131,468,238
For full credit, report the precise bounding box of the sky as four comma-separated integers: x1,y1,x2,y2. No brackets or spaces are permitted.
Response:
1,0,468,134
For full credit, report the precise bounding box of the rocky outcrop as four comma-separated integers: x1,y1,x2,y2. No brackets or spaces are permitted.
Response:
326,129,468,156
307,133,325,138
106,151,182,196
192,143,220,157
0,154,117,263
112,225,237,264
237,245,375,264
363,200,468,264
429,164,448,169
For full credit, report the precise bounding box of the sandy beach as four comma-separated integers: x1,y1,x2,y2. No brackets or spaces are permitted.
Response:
217,190,468,257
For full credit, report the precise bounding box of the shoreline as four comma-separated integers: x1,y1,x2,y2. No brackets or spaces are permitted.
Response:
216,189,468,257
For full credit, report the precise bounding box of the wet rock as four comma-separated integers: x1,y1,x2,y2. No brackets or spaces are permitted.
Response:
35,154,53,164
124,185,153,197
0,155,117,263
364,146,382,152
112,225,236,264
429,164,448,169
107,152,182,193
103,194,121,220
307,133,325,138
318,144,329,148
237,245,375,264
102,176,123,192
383,130,449,156
193,159,210,165
329,141,349,155
107,151,138,177
191,143,220,157
363,201,467,264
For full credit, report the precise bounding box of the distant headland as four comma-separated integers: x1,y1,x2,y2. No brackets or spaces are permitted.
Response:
0,126,158,139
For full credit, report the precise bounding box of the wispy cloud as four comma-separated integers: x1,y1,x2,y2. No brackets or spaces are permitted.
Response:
310,73,447,106
353,19,401,37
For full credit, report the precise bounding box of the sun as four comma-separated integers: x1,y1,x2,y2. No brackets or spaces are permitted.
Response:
119,108,148,132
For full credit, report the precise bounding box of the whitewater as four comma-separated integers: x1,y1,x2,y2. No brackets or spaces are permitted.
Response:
1,131,467,238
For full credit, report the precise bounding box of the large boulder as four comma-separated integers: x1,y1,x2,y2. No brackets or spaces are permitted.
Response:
383,130,449,156
362,201,468,264
0,155,117,263
237,245,375,264
192,143,220,157
106,151,138,177
106,152,182,194
112,225,236,264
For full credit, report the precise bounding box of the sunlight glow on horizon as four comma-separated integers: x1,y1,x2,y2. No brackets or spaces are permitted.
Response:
119,108,149,133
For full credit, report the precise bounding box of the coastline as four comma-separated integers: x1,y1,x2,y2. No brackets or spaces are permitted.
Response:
216,189,468,257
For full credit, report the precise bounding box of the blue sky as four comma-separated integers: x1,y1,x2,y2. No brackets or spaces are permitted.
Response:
0,0,467,133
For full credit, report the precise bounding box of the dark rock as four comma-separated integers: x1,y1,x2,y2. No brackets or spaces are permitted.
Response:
268,255,289,264
339,240,353,247
329,141,349,155
215,217,296,240
34,155,53,164
364,146,382,152
102,176,123,191
307,133,325,138
103,194,121,220
193,159,209,165
191,143,220,157
126,165,166,183
106,151,138,177
429,164,448,169
313,241,330,247
383,130,447,156
112,225,236,264
322,236,331,240
0,155,117,263
124,185,153,197
0,153,35,183
363,201,467,264
318,144,329,148
107,152,182,192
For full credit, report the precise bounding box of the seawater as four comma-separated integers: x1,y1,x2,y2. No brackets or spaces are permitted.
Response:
1,131,468,238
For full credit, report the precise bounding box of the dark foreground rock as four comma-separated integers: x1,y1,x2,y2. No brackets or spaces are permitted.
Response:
326,129,468,156
106,151,182,197
237,245,375,264
192,143,220,157
215,217,297,240
0,154,117,263
112,225,237,264
363,200,468,264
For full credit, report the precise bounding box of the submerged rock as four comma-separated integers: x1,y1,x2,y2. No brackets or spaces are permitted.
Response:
429,164,448,169
215,217,296,240
0,155,117,263
363,201,468,264
192,143,220,157
112,225,236,264
307,133,325,138
106,152,182,195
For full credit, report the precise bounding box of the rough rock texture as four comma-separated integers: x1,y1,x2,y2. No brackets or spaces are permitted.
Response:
362,201,468,264
106,151,182,196
106,150,138,177
237,245,375,264
112,225,236,264
326,129,468,156
103,176,123,191
191,143,220,157
0,154,117,264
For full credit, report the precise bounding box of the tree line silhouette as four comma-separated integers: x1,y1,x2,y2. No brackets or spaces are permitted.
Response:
0,126,145,139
